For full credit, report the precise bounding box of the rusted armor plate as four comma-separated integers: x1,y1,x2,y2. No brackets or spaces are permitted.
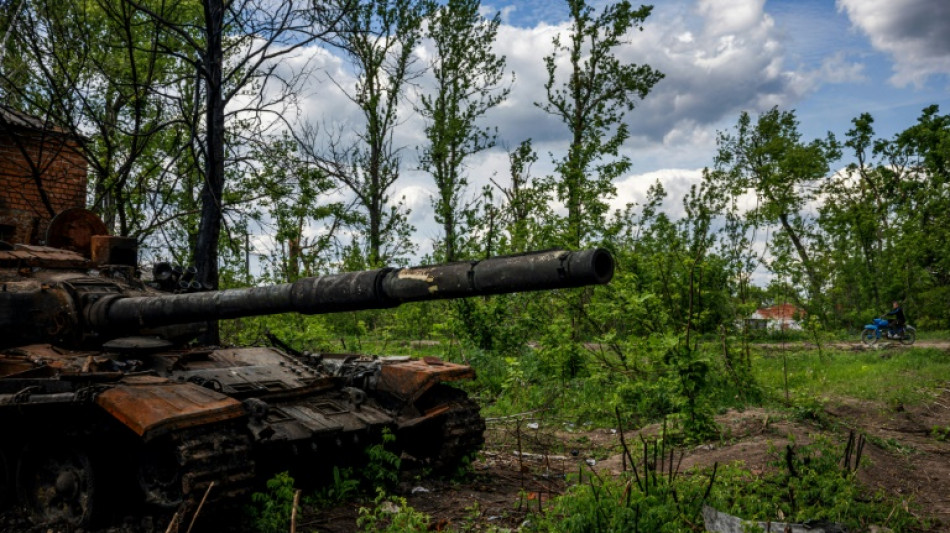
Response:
96,381,245,440
0,245,92,268
377,356,475,402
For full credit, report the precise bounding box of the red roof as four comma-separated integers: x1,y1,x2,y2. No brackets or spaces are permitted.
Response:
753,304,804,320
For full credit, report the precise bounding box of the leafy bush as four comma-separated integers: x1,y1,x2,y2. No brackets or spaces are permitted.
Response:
363,428,401,490
707,435,925,530
530,435,925,532
248,471,298,533
310,466,360,507
357,490,431,533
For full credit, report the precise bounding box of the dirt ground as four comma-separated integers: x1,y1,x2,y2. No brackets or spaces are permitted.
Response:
302,382,950,532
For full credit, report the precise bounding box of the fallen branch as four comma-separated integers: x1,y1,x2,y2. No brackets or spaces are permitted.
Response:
186,481,215,533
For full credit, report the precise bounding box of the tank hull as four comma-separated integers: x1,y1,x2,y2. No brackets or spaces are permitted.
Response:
0,344,484,526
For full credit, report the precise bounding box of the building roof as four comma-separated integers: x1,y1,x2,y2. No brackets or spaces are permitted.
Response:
0,105,70,135
750,303,804,321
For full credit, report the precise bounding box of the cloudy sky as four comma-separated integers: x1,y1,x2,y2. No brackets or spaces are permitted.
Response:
273,0,950,260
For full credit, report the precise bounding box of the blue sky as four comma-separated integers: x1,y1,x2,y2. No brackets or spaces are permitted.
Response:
269,0,950,260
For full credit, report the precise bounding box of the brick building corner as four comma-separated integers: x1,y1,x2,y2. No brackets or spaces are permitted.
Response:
0,106,88,244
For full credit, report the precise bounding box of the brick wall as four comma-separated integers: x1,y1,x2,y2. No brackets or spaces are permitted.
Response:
0,128,88,244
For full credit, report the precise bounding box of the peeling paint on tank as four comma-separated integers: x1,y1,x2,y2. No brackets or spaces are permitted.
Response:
396,270,435,283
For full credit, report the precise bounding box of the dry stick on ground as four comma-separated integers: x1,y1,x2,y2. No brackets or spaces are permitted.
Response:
854,434,866,472
185,481,215,533
164,511,180,533
843,430,856,471
290,489,301,533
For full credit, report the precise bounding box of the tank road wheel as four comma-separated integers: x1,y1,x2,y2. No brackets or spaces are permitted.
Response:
17,445,97,527
137,439,184,508
400,384,486,473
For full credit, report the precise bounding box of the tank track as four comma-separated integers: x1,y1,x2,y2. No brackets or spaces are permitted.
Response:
145,422,255,508
437,387,486,470
404,385,486,471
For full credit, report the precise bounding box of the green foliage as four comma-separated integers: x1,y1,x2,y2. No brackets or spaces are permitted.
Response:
357,489,431,533
221,313,335,353
311,466,360,507
930,425,950,442
336,0,428,267
530,436,924,533
538,0,663,248
364,428,402,490
419,0,510,262
450,295,529,356
753,347,950,407
708,436,923,529
530,463,716,532
248,471,298,533
712,107,841,309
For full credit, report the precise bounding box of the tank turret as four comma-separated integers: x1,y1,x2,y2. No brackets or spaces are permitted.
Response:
0,210,615,529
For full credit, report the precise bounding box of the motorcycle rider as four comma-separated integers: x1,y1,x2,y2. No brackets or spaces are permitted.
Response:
885,301,906,338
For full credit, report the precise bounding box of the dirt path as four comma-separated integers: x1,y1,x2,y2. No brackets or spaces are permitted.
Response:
754,339,950,351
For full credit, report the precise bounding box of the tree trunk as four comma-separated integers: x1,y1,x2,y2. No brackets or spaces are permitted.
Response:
195,0,225,343
778,212,820,302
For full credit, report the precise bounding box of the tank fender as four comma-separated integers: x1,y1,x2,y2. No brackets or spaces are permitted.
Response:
376,357,474,403
95,376,245,441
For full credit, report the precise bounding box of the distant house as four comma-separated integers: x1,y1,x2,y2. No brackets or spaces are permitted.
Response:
746,304,805,331
0,106,88,244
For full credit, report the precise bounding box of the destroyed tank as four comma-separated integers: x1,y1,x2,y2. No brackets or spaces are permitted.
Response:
0,209,614,527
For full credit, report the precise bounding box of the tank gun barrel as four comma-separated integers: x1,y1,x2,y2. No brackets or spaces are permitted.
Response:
86,248,614,330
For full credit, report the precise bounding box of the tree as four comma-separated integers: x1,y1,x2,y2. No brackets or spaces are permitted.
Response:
486,139,554,254
713,107,840,307
418,0,510,261
820,106,950,328
123,0,346,273
0,0,184,237
537,0,662,249
251,133,352,282
325,0,427,268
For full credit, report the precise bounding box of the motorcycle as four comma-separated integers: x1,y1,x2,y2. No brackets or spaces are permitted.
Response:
861,317,916,345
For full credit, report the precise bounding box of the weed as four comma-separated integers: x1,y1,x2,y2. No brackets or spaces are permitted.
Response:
357,489,431,532
527,435,926,532
791,395,828,426
708,436,925,530
864,434,917,456
931,425,950,441
364,428,401,490
311,466,360,507
247,471,298,533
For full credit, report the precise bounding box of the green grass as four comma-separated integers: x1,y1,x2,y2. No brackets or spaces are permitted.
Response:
752,346,950,407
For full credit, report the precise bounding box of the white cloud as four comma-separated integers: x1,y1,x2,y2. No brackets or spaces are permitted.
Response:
612,168,705,220
696,0,766,36
837,0,950,87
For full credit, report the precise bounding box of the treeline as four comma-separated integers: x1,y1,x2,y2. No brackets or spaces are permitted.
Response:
1,0,948,338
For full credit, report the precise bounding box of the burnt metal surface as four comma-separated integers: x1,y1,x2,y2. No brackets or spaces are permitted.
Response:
95,381,245,438
377,356,475,402
86,248,614,330
45,209,108,258
0,245,92,269
0,207,616,528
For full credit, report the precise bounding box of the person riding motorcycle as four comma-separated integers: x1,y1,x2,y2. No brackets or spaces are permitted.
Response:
885,301,906,338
